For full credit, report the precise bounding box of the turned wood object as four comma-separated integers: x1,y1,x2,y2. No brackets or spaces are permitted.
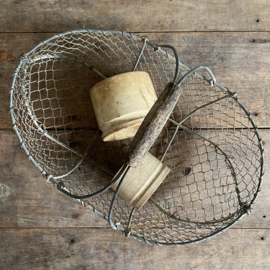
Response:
90,71,157,142
111,152,170,210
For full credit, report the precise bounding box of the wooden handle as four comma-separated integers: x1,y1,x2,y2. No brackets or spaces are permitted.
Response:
127,82,182,167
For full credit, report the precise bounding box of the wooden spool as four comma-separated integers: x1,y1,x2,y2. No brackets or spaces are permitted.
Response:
90,71,157,142
111,152,170,210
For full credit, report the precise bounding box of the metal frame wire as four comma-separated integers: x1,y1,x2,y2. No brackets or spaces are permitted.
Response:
10,30,264,246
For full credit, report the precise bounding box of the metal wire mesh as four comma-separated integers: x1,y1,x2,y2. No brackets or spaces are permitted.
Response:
10,30,264,246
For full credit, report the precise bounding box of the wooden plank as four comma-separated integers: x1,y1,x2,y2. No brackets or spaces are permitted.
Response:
0,227,269,270
1,32,270,129
146,32,270,128
0,0,270,32
0,128,268,229
0,130,109,228
0,33,53,129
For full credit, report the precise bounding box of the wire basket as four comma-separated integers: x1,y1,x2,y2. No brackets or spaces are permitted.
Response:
10,30,264,246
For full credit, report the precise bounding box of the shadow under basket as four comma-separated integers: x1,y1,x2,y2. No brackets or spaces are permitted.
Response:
10,30,264,246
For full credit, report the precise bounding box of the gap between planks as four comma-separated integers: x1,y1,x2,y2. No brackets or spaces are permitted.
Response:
0,227,267,230
1,31,270,34
1,127,270,131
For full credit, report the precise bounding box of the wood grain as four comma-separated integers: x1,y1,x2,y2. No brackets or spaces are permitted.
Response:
1,32,270,129
0,33,53,129
0,33,269,229
0,228,269,270
0,130,109,228
0,1,269,269
0,0,270,32
146,32,270,128
0,128,268,229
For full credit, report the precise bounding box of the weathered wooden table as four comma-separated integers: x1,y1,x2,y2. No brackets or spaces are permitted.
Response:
0,1,269,269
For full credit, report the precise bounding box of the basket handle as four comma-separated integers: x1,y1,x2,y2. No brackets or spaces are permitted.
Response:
127,82,182,167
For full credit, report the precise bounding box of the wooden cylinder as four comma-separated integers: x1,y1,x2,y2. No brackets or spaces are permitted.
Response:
90,71,157,142
111,152,170,210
